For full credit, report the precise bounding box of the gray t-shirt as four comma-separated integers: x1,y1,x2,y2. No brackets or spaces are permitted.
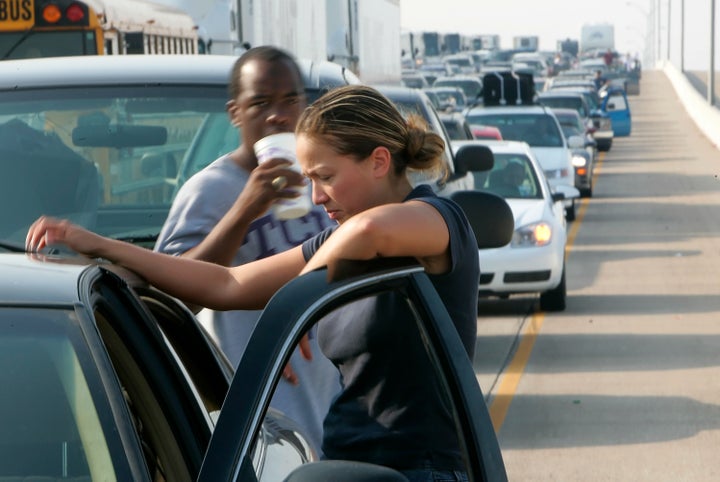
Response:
155,154,339,455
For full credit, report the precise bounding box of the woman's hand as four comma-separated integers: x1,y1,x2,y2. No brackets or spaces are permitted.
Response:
26,216,105,257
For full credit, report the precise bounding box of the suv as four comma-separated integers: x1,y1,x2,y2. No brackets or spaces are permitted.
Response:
0,54,359,245
465,104,584,221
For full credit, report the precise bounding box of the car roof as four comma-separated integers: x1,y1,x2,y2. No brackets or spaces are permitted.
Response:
455,139,533,156
538,91,585,99
550,107,582,118
0,253,145,304
0,253,89,304
0,55,360,91
466,104,550,115
376,84,428,103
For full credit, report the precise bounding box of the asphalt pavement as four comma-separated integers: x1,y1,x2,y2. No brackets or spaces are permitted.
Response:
474,68,720,481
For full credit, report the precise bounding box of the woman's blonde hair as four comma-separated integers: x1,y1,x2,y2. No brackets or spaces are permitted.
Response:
296,85,447,179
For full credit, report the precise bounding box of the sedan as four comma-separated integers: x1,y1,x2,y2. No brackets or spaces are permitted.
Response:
0,248,509,480
455,140,579,311
464,104,584,221
0,250,310,481
552,107,597,197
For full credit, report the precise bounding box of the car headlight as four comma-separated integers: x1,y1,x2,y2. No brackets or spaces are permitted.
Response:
598,118,611,130
512,222,553,247
571,155,587,167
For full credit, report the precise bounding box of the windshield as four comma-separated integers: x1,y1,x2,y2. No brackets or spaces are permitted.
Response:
0,85,228,245
473,153,542,199
1,32,97,60
465,113,563,148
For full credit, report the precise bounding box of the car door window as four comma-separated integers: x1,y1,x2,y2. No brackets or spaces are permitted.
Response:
0,307,119,481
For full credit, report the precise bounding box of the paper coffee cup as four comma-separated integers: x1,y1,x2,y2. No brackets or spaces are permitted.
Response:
253,133,312,220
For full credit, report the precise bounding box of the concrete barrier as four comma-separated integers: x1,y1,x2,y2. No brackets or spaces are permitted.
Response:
661,60,720,151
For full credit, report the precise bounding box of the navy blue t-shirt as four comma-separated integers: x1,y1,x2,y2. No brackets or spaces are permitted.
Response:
301,184,480,470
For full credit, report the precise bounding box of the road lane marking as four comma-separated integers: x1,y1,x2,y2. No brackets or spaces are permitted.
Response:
489,312,544,431
488,150,606,432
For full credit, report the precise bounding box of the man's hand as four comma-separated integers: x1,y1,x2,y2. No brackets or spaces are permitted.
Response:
282,333,313,385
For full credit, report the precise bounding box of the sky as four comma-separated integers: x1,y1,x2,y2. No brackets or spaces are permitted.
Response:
399,0,717,70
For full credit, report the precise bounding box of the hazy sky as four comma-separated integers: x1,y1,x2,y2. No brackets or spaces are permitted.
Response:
399,0,717,70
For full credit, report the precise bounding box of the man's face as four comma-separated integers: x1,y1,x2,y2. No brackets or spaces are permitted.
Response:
228,58,306,156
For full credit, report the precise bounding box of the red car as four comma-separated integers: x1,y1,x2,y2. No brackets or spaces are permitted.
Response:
470,124,503,140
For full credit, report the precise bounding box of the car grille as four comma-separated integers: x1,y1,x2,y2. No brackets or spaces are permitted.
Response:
479,273,494,285
504,270,551,283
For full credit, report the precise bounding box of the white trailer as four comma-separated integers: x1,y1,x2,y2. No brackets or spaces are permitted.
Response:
150,0,238,54
580,23,615,52
236,0,400,85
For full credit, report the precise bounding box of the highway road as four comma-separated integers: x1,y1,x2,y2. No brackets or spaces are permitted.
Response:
474,69,720,480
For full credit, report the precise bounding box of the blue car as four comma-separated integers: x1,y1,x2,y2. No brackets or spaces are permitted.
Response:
600,86,632,137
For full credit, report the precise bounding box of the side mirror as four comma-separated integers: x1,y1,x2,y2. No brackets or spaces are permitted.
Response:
552,184,580,201
453,143,494,175
450,190,514,249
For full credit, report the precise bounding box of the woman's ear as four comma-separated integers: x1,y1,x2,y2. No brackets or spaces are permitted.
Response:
370,146,392,178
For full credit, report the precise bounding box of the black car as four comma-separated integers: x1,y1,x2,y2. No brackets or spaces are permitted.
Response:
0,246,509,481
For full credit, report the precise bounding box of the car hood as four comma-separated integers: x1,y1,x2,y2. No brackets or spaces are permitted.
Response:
530,146,571,170
507,199,547,228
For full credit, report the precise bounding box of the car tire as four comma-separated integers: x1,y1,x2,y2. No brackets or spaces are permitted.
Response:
540,265,566,312
598,140,612,152
565,201,576,222
580,185,592,198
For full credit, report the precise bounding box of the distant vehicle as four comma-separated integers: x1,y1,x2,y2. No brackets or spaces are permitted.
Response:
458,139,578,311
0,0,199,59
552,108,597,197
580,23,615,53
439,112,475,140
424,86,469,112
600,86,632,136
432,75,484,105
401,70,431,89
465,104,584,221
375,85,494,196
443,53,477,74
470,124,504,140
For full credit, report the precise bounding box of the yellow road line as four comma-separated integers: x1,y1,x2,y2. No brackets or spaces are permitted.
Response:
489,312,544,431
488,150,606,432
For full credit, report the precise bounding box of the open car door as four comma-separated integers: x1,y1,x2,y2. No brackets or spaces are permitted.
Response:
198,257,508,481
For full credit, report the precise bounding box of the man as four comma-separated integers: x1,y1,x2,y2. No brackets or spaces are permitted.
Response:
155,46,339,454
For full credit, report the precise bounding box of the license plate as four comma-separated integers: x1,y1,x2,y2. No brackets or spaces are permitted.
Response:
0,0,35,30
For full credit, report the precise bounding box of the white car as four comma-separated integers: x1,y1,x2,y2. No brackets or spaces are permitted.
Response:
453,140,579,311
464,104,584,221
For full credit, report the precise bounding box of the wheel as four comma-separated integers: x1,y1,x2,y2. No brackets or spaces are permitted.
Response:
565,201,576,222
540,266,566,312
580,185,592,198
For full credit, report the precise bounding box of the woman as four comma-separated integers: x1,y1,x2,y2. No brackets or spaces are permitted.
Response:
27,85,479,481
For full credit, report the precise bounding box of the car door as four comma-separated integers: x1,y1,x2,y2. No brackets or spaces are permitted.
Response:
602,88,632,136
198,260,508,482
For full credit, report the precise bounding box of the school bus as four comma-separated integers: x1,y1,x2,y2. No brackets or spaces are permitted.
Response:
0,0,199,60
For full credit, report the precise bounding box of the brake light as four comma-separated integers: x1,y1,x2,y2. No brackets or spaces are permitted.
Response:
66,3,85,22
42,4,62,23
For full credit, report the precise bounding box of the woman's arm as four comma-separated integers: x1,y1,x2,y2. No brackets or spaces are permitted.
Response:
27,217,306,310
301,200,450,276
